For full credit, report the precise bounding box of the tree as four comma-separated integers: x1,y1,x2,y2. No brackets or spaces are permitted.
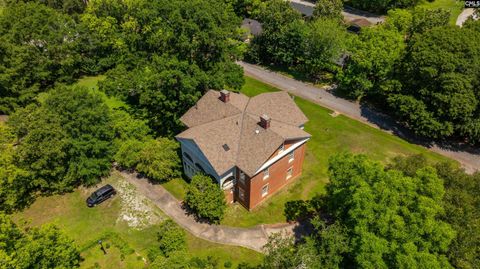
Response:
337,27,405,99
185,174,226,223
393,26,480,141
302,18,347,79
313,0,343,21
325,153,454,268
410,7,450,35
114,139,146,170
388,155,480,269
0,123,32,213
0,214,80,268
9,85,115,192
157,220,186,256
249,0,305,66
0,2,81,113
136,138,182,182
99,58,208,136
346,0,419,14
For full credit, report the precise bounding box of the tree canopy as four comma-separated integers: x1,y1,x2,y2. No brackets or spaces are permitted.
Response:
9,85,115,192
0,213,80,268
185,174,227,223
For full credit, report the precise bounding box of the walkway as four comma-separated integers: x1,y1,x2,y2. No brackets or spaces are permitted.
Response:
121,171,308,253
239,61,480,174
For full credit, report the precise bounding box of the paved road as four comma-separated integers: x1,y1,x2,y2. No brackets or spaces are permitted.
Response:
121,171,309,253
289,0,385,24
240,61,480,174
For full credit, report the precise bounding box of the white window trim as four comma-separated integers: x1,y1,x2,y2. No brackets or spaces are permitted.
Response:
288,150,295,163
262,184,269,197
263,167,269,180
286,167,293,180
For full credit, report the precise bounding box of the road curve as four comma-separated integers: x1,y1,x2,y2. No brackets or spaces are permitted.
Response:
239,61,480,174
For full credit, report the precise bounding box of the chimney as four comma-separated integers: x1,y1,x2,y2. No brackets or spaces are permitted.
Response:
260,114,271,129
220,90,230,103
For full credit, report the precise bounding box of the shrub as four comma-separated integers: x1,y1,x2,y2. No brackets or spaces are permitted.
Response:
184,174,226,223
157,220,186,256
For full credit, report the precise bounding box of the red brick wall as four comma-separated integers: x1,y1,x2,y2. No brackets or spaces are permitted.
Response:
233,142,306,209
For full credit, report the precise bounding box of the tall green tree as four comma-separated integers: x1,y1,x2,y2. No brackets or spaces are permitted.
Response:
0,123,32,212
326,153,454,268
136,138,182,182
302,18,347,79
313,0,343,21
9,85,115,192
389,155,480,269
391,26,480,141
0,2,81,113
0,214,80,268
338,27,405,99
185,174,226,223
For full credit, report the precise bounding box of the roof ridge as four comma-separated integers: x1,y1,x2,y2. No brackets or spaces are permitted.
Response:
245,111,302,127
233,97,252,168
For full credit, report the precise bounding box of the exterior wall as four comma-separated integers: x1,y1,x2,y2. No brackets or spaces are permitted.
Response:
234,142,307,210
178,139,220,181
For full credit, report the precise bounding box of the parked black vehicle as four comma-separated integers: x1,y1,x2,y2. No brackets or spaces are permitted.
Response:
86,184,116,207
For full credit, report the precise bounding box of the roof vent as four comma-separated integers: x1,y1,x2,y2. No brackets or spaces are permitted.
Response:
260,114,271,129
220,90,230,103
222,144,230,151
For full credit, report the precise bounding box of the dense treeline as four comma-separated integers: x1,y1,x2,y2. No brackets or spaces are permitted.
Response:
264,153,479,269
345,0,420,13
246,0,348,81
0,0,244,136
243,0,480,144
339,8,480,143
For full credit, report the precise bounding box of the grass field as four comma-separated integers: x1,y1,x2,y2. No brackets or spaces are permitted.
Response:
417,0,464,24
13,171,262,269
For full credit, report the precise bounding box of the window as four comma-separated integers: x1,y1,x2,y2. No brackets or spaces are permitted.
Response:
239,188,245,200
286,167,293,180
263,167,269,180
239,171,246,184
183,152,193,163
288,150,295,163
262,184,269,197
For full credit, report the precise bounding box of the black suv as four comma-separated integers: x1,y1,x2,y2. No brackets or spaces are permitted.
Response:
86,184,116,207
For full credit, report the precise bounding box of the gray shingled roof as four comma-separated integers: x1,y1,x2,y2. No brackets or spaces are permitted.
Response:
176,90,310,177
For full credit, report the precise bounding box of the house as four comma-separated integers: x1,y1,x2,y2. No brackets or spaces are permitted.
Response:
346,18,373,33
241,18,263,40
176,90,310,210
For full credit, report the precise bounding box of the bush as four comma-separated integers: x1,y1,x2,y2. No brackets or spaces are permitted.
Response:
184,174,226,223
157,220,186,256
136,138,182,182
284,200,312,222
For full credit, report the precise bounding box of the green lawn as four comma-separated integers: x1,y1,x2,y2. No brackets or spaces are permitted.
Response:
417,0,464,24
13,171,262,269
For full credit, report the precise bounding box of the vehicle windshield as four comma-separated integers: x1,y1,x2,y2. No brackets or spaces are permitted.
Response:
90,192,98,199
